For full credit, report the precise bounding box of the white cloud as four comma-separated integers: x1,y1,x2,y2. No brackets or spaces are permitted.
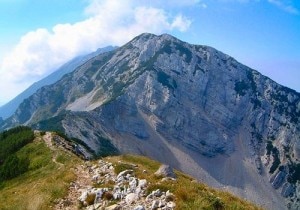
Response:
268,0,299,14
218,0,299,14
171,15,192,32
0,0,192,105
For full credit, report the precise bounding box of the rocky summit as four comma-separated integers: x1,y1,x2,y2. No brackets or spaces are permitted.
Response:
1,33,299,209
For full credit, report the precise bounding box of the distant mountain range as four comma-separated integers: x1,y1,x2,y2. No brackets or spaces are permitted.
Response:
1,33,299,210
0,46,117,120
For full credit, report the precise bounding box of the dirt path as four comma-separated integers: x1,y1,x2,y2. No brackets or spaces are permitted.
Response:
42,132,64,167
54,163,93,210
41,132,93,209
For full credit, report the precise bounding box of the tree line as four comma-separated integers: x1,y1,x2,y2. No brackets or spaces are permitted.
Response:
0,126,34,181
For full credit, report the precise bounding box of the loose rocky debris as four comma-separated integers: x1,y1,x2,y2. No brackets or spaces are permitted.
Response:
56,160,176,210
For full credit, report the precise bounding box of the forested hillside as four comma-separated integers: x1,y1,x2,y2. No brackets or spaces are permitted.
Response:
0,126,34,182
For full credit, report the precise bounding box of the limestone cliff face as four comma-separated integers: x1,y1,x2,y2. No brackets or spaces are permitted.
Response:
1,33,299,209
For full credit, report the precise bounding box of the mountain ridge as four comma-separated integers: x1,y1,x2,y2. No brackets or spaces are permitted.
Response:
0,46,117,120
1,33,299,210
0,127,261,210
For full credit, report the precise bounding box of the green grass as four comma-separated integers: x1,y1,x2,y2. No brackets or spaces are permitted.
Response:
106,155,263,210
114,162,135,174
0,135,262,210
0,137,81,210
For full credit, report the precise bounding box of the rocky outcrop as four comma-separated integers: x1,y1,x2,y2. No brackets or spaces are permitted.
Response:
154,165,176,179
2,33,299,210
56,159,176,210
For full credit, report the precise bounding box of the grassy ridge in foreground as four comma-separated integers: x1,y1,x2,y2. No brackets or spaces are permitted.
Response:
0,132,262,210
0,133,81,210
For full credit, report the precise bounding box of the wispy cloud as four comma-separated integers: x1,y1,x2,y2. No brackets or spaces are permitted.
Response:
218,0,260,3
219,0,299,14
268,0,299,14
0,0,192,105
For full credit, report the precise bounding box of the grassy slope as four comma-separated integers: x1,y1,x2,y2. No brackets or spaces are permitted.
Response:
0,133,262,210
106,155,263,210
0,134,81,210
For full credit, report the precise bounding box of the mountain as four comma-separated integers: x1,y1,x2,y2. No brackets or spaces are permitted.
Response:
0,46,117,120
1,33,299,209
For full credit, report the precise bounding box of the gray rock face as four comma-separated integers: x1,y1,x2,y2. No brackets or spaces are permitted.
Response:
270,171,286,189
1,33,299,210
154,165,176,178
281,183,295,198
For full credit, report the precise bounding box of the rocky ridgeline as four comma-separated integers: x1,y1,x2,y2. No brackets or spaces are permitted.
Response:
57,159,176,210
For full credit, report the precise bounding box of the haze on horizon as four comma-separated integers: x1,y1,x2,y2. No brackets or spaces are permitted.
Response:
0,0,299,106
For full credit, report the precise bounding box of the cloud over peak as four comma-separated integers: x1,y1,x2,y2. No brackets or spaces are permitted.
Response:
0,0,192,105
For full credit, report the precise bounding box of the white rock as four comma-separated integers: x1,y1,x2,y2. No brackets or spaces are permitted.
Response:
92,174,100,181
167,201,176,208
129,178,138,191
117,170,133,180
161,177,176,182
126,173,132,179
134,205,145,210
113,190,122,200
125,193,138,204
135,187,142,195
78,191,88,202
138,179,147,188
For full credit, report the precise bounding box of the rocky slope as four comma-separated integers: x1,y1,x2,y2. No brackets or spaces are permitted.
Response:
1,33,299,209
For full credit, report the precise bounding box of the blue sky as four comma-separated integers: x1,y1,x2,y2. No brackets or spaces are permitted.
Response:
0,0,299,106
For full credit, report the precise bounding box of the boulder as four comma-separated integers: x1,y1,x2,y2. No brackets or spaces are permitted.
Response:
138,179,147,188
154,165,176,178
134,205,145,210
125,193,138,204
117,170,134,180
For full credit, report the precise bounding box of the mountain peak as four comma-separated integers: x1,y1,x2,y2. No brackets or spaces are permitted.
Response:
1,33,299,210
